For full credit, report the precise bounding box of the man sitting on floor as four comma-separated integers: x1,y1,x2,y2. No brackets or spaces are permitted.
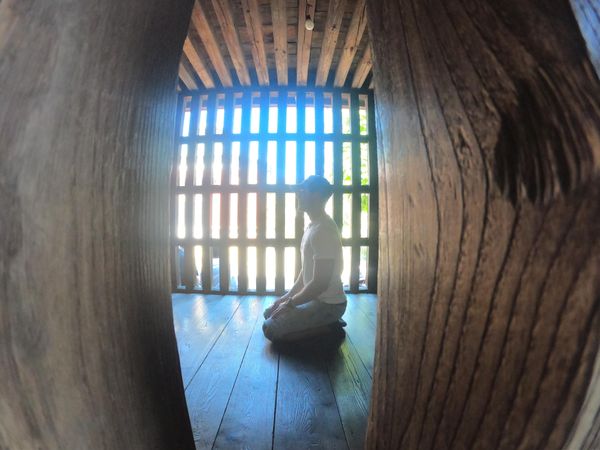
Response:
263,175,347,342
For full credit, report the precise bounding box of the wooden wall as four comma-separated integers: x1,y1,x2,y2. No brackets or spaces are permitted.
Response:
366,1,600,449
0,1,195,448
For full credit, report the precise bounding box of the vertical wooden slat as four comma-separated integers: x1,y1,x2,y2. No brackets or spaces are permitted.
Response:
241,0,270,86
334,0,367,87
275,91,287,292
297,0,317,86
350,92,361,291
257,91,269,292
171,94,186,291
209,0,252,86
295,91,306,276
220,92,234,292
183,37,215,89
184,94,200,290
315,0,347,86
271,0,288,85
190,1,233,87
332,91,343,229
315,90,325,176
238,91,252,292
202,93,217,291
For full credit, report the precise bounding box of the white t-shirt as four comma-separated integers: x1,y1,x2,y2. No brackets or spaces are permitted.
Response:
300,214,347,304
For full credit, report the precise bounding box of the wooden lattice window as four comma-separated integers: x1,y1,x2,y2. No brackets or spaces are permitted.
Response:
171,87,378,295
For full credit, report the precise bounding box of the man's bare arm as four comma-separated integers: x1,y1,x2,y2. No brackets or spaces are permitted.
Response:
288,259,334,306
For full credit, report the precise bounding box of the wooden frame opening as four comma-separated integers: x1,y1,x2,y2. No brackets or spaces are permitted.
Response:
171,87,378,295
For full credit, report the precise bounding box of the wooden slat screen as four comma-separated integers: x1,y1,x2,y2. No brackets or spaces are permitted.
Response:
172,87,378,295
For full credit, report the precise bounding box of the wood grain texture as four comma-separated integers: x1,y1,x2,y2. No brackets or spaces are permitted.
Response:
185,297,264,449
316,0,348,86
212,296,278,450
366,0,600,448
274,345,349,449
183,37,215,88
179,62,199,89
334,0,367,87
0,0,195,448
351,46,372,89
297,0,317,86
241,0,270,86
209,0,252,86
190,0,234,87
270,0,288,85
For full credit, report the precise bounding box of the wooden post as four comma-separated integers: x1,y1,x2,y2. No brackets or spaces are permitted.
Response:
366,0,600,449
0,0,195,448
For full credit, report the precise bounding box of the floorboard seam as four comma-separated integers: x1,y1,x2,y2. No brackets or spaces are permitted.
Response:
345,333,373,380
327,357,353,450
211,297,265,449
271,353,281,450
185,298,244,390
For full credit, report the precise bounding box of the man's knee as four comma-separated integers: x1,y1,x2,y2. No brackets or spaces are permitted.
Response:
262,319,279,341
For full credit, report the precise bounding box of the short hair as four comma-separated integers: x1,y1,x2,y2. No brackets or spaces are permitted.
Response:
296,175,333,201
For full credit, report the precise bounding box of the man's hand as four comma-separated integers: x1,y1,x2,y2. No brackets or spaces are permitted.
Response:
263,295,289,319
270,299,293,319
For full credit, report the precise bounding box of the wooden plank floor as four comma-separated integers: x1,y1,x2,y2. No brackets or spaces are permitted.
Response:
172,293,377,450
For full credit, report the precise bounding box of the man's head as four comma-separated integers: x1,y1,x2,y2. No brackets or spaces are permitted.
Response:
296,175,333,213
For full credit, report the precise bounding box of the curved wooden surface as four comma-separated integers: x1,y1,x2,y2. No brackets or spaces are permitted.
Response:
366,0,600,449
0,0,195,448
2,0,599,448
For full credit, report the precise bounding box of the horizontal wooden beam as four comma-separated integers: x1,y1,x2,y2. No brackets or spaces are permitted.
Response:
183,37,215,89
351,46,372,88
241,0,270,86
210,0,252,86
271,0,288,85
296,0,317,86
190,1,233,87
315,0,347,86
334,0,367,87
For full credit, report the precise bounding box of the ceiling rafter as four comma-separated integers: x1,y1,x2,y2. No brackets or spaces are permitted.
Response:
209,0,251,86
351,45,372,88
271,0,288,85
334,0,367,87
179,63,198,90
190,1,233,87
315,0,347,86
181,0,375,90
183,37,215,89
296,0,317,86
241,0,270,86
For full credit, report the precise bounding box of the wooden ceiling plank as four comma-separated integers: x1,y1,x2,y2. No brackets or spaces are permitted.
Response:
241,0,270,86
271,0,288,85
315,0,347,86
334,0,367,87
296,0,316,86
210,0,252,86
351,45,372,88
183,37,215,89
179,63,198,90
190,1,233,87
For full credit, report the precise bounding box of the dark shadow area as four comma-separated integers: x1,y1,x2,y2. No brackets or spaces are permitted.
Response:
271,328,347,360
